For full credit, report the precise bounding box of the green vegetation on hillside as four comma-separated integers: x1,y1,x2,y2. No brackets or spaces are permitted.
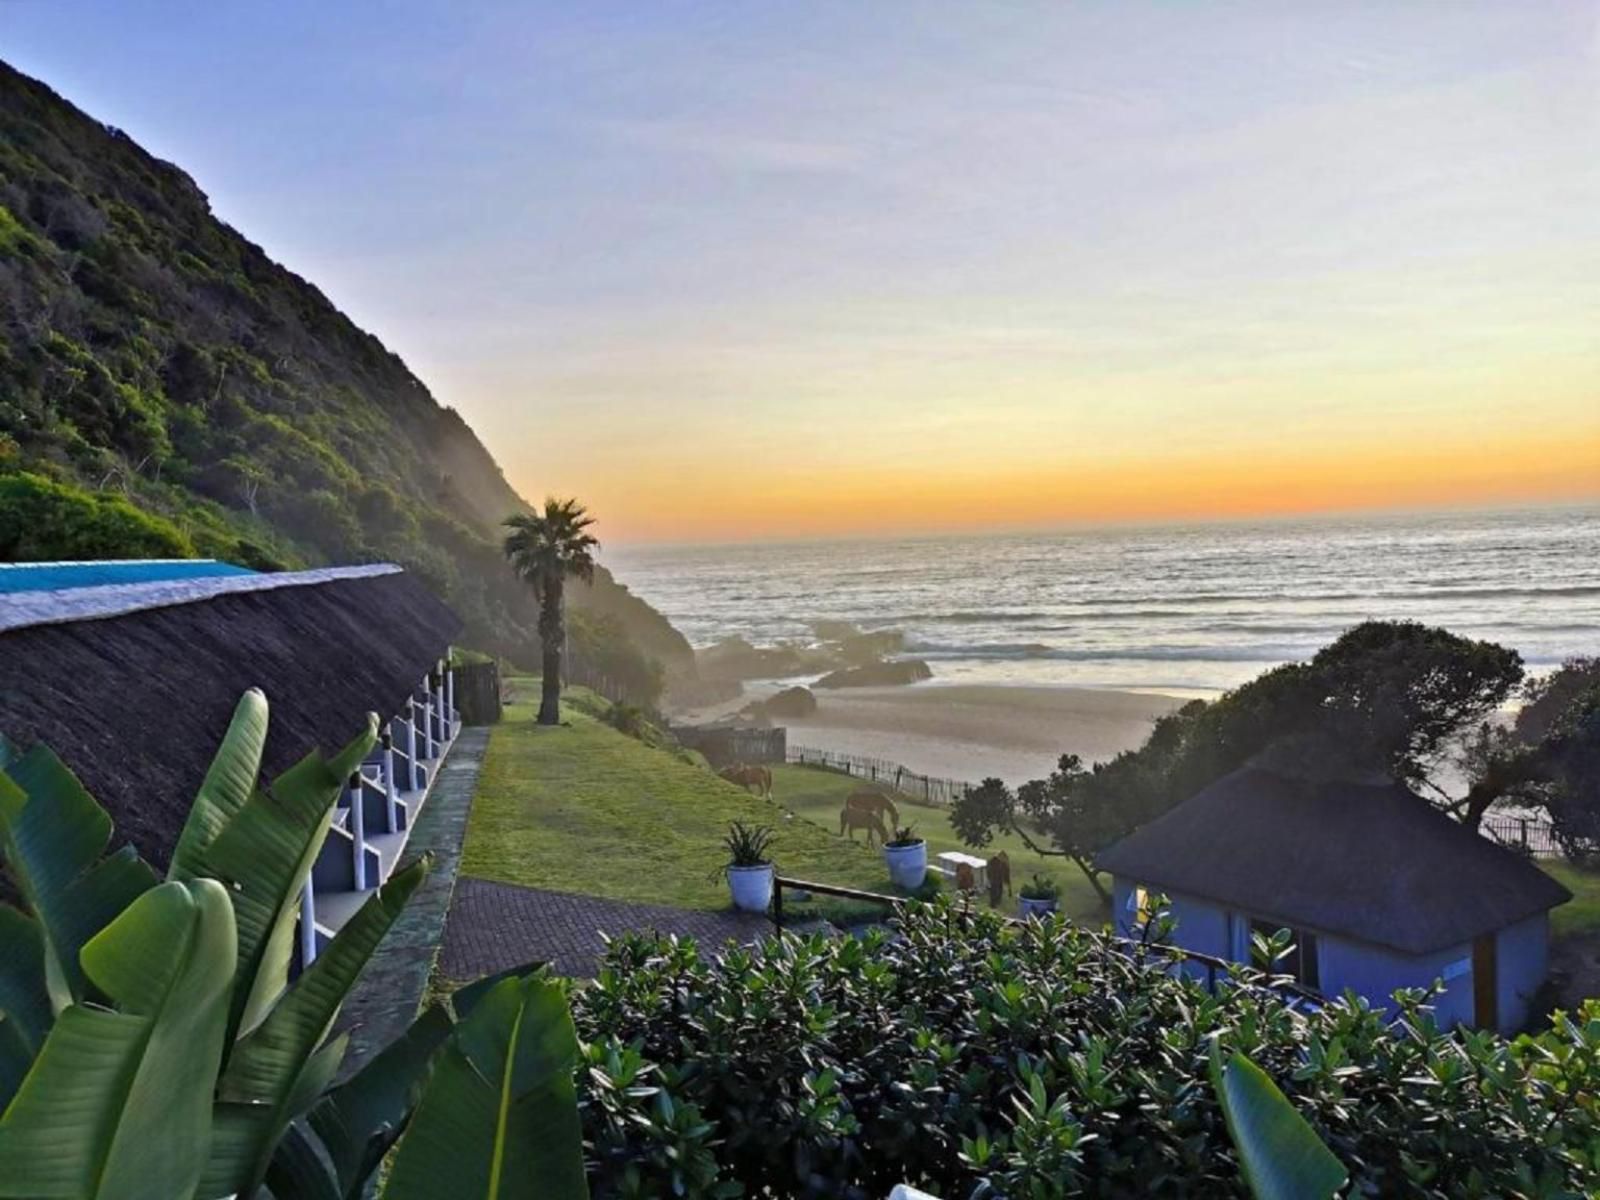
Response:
461,686,890,910
0,61,689,688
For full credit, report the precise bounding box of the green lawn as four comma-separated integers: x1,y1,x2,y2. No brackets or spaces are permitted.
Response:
461,689,894,912
1544,860,1600,940
769,764,1110,924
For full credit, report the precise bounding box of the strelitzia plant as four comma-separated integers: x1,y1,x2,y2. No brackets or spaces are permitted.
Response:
0,689,588,1199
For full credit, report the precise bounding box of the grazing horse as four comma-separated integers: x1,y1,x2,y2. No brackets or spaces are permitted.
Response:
987,851,1012,908
838,806,889,847
719,763,772,797
954,861,977,893
845,788,900,828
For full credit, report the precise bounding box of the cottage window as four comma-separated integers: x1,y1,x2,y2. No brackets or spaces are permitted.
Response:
1249,917,1320,990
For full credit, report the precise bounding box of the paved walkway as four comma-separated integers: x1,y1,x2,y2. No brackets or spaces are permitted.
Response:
335,726,487,1077
441,876,775,980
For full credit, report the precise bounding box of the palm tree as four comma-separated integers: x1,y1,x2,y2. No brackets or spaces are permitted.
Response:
503,497,599,725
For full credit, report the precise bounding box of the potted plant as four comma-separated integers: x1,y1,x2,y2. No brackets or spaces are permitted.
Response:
1018,873,1060,919
719,821,777,912
883,825,927,890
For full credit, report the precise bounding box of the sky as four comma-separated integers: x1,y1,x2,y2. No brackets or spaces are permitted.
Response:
5,1,1599,543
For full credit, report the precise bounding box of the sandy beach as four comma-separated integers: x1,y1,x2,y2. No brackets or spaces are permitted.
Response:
679,682,1185,785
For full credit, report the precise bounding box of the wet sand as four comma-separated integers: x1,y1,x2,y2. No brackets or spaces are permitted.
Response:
684,682,1185,785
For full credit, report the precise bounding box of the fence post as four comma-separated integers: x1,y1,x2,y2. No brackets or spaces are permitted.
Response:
1520,818,1529,850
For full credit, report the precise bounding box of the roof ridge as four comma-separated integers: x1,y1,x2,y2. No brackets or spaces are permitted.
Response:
0,564,403,634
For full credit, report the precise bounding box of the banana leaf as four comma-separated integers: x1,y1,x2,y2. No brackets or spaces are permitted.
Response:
0,905,51,1055
184,715,377,1044
168,689,269,883
382,974,588,1200
0,879,237,1200
305,1003,455,1198
1212,1046,1347,1200
201,858,428,1197
0,749,156,1009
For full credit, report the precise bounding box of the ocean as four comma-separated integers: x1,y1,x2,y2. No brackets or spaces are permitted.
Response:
605,505,1600,697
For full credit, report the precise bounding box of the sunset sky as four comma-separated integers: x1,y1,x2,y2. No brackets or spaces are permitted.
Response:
7,2,1599,542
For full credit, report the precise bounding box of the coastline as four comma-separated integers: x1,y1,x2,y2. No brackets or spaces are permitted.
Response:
677,681,1186,785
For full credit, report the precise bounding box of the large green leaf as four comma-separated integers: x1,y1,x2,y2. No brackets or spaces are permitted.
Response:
0,879,237,1199
0,905,52,1056
201,858,428,1197
167,689,269,883
0,750,156,1008
185,716,378,1043
305,1003,455,1198
1212,1047,1347,1200
382,974,588,1200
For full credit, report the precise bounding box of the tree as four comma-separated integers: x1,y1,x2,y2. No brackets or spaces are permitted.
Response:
950,621,1525,902
1459,658,1600,855
503,498,600,726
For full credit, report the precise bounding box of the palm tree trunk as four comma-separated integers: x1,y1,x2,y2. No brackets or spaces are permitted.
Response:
538,575,564,726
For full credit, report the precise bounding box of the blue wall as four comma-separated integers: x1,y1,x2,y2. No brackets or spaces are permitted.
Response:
1111,873,1550,1034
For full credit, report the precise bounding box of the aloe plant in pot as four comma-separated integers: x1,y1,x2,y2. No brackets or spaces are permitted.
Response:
882,825,927,890
718,821,776,912
1018,872,1060,919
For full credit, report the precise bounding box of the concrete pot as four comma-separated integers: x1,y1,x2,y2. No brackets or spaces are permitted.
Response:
1018,895,1058,920
884,840,928,890
727,863,774,913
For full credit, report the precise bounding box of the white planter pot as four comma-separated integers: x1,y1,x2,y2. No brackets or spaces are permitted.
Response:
883,840,927,890
727,863,774,912
1018,896,1058,920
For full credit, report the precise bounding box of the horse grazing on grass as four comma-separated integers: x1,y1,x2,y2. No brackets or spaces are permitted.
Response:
845,788,899,828
987,850,1012,908
719,763,772,796
838,806,889,848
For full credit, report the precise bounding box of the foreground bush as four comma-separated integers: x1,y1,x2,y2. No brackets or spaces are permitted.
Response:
572,904,1600,1199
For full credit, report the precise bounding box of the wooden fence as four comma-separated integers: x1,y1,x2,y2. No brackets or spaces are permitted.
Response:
452,659,502,726
787,744,974,807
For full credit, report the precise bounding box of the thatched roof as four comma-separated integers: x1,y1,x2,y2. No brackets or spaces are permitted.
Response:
0,565,460,875
1096,749,1571,956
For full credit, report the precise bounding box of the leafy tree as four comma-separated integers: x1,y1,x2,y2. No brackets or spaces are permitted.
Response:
951,622,1525,900
503,498,599,726
1457,657,1600,857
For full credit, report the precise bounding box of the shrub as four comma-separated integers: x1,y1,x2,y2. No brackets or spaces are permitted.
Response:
0,469,194,559
885,824,922,847
1018,873,1059,901
719,821,776,869
571,903,1600,1198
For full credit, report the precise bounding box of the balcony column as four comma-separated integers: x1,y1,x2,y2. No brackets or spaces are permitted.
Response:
348,771,367,891
380,727,399,831
299,877,318,967
402,699,420,790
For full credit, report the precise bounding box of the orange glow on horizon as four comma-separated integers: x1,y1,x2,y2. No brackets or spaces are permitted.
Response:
546,428,1600,545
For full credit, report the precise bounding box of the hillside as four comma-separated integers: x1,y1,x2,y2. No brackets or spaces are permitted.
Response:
0,61,690,677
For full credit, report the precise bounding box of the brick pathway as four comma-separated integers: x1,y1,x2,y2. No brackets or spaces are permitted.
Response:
441,876,775,980
335,726,487,1077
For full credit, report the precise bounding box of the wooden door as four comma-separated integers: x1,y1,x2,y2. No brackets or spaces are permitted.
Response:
1472,934,1498,1029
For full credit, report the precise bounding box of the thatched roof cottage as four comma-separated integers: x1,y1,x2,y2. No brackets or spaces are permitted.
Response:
1097,746,1570,1033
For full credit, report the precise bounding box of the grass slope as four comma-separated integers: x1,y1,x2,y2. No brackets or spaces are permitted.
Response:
1544,861,1600,940
462,691,888,911
769,764,1109,923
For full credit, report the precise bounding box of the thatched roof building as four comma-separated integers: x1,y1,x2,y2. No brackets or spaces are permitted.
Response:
0,563,460,874
1097,746,1571,1031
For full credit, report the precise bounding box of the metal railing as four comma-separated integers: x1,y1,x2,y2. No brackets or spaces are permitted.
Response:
1481,813,1559,857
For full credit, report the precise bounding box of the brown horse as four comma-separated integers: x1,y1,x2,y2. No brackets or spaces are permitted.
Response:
987,851,1012,908
838,806,889,847
954,861,977,893
845,788,900,828
719,763,772,797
